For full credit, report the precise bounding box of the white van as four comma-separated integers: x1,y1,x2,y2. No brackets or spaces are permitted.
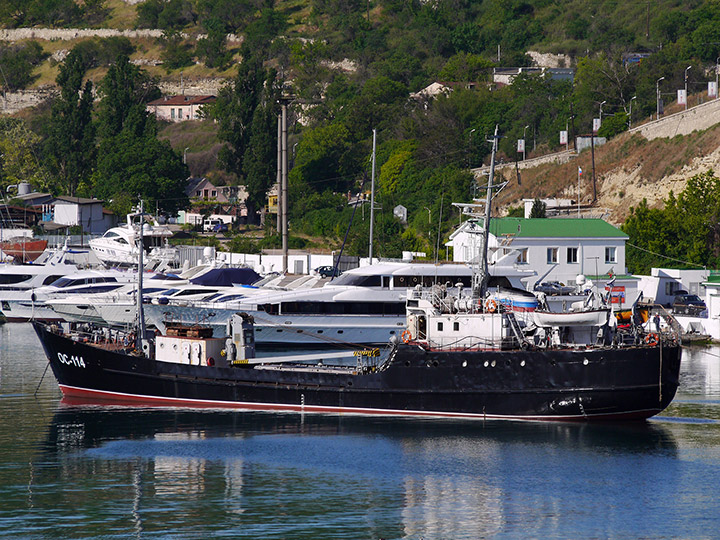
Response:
203,218,222,232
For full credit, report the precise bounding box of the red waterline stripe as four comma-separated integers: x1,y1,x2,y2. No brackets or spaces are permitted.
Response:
58,384,657,422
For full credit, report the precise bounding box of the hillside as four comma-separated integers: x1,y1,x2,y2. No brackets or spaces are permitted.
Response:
5,0,720,264
494,123,720,226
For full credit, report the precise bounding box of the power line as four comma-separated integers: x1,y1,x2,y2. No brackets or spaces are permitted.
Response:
627,242,706,269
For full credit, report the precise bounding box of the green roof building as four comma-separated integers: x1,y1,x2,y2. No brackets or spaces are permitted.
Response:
447,217,629,290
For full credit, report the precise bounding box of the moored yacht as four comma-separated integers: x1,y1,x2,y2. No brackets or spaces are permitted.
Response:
2,269,137,322
0,244,84,322
143,260,538,348
89,212,175,268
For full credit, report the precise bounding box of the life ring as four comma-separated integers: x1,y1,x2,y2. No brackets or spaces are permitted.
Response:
485,298,497,313
401,330,412,343
644,332,659,346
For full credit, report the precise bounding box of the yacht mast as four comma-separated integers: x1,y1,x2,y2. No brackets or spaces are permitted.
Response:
135,201,146,349
369,129,376,263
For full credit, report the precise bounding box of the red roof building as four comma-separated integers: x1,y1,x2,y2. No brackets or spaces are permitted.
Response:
146,95,216,122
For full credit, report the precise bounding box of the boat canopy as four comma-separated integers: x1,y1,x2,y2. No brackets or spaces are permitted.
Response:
189,267,261,287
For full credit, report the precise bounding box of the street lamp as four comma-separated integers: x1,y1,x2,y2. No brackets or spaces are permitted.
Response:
716,57,720,100
656,76,665,120
629,96,636,128
565,117,571,152
424,207,431,223
523,125,529,160
183,147,189,164
685,65,691,110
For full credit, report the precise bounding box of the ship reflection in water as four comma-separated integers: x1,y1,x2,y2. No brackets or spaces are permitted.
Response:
39,404,686,539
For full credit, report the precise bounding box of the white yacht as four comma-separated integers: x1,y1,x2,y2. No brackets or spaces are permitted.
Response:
49,266,262,327
89,213,175,268
2,269,137,322
143,260,537,347
0,244,84,322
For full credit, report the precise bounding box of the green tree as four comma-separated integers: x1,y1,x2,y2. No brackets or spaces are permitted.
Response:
210,55,267,181
0,41,48,91
91,56,187,214
242,69,280,222
96,54,160,140
289,123,356,194
622,171,720,273
529,198,546,218
0,118,51,191
195,17,229,69
159,30,194,72
46,49,95,196
93,131,189,216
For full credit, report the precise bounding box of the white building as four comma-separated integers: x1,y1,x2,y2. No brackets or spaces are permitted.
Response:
52,196,114,234
447,217,630,291
635,268,709,305
146,95,216,122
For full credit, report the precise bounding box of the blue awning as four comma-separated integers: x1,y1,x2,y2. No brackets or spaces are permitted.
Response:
190,267,261,287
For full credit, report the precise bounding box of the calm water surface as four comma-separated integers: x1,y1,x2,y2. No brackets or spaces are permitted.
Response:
2,322,720,539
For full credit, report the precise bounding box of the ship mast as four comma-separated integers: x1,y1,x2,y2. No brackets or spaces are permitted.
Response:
453,125,503,302
476,125,499,298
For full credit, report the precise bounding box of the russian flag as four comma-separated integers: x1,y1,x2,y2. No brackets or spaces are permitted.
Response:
578,167,583,175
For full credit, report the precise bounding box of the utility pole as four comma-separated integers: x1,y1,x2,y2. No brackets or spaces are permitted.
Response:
276,115,282,234
279,96,292,274
369,129,376,264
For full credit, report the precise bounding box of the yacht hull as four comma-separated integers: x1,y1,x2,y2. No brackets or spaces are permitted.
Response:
34,322,681,421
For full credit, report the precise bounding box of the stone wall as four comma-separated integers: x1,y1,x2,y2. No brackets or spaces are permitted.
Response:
631,98,720,140
0,28,240,42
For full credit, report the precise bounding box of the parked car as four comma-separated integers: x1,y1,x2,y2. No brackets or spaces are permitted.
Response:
533,281,576,295
315,265,340,278
212,222,228,233
672,294,706,315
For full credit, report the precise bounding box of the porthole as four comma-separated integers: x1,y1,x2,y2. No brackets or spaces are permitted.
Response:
337,330,344,334
462,360,467,368
318,330,324,334
484,361,489,367
583,358,589,366
491,360,496,367
520,360,525,367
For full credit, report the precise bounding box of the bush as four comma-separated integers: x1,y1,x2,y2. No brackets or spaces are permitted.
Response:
598,112,629,139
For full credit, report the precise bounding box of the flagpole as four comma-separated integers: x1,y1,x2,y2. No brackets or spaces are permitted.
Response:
577,167,581,217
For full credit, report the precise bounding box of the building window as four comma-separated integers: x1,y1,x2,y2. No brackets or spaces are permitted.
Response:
211,190,217,197
453,322,459,331
170,108,175,119
178,108,183,119
437,322,444,332
547,247,558,264
605,247,617,263
517,248,528,264
567,247,578,264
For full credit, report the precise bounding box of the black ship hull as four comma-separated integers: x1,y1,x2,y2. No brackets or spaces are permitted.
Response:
33,322,682,421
